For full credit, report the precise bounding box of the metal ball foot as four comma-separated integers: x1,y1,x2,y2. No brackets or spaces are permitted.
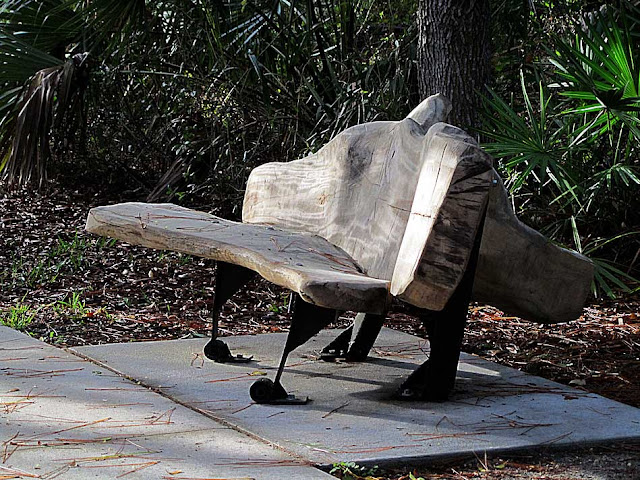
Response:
250,378,280,403
249,378,309,405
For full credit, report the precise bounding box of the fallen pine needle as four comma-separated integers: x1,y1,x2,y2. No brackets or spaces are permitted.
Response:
8,438,113,447
205,375,255,384
1,394,66,399
87,402,155,409
406,432,487,441
214,459,308,467
85,387,147,391
56,452,160,463
150,408,176,425
231,403,254,414
41,417,111,437
4,367,84,378
76,461,160,474
0,465,40,478
2,432,20,462
80,462,152,468
329,444,422,454
541,431,573,444
322,402,349,418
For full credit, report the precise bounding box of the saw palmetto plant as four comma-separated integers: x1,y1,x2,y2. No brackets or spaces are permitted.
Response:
481,6,640,296
0,0,145,184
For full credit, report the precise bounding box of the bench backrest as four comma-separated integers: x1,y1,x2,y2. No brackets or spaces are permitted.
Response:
242,95,463,281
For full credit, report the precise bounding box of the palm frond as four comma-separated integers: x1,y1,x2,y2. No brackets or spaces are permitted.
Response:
1,53,88,185
77,0,146,51
0,32,63,84
591,258,638,298
0,0,81,54
549,11,640,143
0,0,146,185
480,73,577,197
579,231,640,299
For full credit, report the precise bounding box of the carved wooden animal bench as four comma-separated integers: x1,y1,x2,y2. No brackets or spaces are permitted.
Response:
85,95,594,404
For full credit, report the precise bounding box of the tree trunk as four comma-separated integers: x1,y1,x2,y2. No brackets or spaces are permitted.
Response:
417,0,491,130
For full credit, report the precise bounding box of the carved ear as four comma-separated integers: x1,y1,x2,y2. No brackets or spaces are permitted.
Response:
406,94,452,129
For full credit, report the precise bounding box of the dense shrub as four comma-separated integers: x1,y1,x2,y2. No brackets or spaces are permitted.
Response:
482,3,640,295
1,0,419,217
1,0,638,295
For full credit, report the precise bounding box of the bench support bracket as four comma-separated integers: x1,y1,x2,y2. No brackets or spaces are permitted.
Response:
395,208,487,401
250,294,338,404
320,312,385,361
204,261,256,363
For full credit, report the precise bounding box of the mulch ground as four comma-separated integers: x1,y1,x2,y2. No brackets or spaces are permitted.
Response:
1,185,639,479
331,443,640,480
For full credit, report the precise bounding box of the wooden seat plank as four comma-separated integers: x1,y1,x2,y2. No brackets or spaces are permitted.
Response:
86,203,390,313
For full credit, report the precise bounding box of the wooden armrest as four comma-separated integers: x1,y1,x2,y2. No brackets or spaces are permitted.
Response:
391,124,593,323
391,123,494,310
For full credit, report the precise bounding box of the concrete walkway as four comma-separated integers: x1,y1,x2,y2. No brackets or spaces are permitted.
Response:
75,329,640,467
0,326,333,479
3,325,640,479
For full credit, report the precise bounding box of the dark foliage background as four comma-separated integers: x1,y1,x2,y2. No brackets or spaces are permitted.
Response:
53,0,420,218
0,0,638,294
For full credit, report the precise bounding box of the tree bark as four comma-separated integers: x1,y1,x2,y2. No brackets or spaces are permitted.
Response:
417,0,491,130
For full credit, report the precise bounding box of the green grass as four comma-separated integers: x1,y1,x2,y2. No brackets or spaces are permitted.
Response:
176,253,193,266
329,462,380,480
53,291,87,319
1,302,36,330
1,233,118,289
268,292,291,313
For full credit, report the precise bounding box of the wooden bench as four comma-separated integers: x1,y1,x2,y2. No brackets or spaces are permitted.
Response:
86,95,594,403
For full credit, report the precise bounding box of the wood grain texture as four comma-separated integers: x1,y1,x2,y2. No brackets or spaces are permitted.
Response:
242,94,452,282
86,203,390,314
390,123,493,310
473,177,594,323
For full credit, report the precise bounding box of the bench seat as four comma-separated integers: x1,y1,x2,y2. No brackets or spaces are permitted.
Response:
86,202,390,313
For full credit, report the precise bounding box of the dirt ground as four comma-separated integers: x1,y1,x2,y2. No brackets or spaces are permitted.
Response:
1,186,639,479
329,444,640,479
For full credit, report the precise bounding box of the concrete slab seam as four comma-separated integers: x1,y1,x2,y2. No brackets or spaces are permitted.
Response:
65,345,325,469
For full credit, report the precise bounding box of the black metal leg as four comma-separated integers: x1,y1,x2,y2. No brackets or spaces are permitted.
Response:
346,312,385,360
321,312,385,361
396,304,469,401
396,208,487,401
204,261,256,363
250,293,338,404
